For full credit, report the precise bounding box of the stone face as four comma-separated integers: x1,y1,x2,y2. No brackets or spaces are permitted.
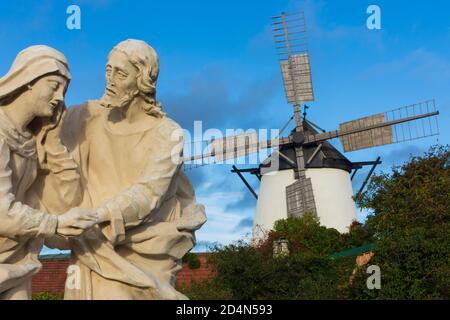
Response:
0,40,206,300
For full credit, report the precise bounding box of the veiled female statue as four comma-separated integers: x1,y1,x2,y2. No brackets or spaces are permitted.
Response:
0,45,97,300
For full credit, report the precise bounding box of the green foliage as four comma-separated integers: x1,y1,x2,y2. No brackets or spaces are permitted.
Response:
357,145,449,234
32,292,64,300
260,213,375,257
184,218,371,300
182,252,201,269
348,225,450,299
349,145,450,299
178,278,233,300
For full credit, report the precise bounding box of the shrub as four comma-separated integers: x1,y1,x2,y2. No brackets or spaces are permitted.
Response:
182,252,201,269
183,217,371,300
32,292,64,300
349,145,450,299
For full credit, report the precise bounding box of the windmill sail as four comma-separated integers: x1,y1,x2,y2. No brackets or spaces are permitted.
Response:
297,100,439,151
210,132,262,161
338,100,440,152
286,177,317,217
272,11,314,105
339,112,394,152
182,133,282,170
281,53,314,104
272,11,317,217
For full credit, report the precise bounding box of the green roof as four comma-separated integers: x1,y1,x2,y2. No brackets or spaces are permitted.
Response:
39,253,71,260
329,243,374,260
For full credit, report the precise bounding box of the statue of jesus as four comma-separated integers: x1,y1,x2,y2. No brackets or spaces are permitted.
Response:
47,39,206,300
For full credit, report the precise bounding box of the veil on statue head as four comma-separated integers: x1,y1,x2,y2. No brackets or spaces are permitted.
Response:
0,45,71,103
0,45,72,160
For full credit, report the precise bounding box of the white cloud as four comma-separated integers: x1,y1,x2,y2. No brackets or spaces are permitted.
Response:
364,48,450,80
195,190,255,248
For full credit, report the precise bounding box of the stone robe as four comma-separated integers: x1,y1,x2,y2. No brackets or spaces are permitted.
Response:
0,109,80,299
50,100,206,300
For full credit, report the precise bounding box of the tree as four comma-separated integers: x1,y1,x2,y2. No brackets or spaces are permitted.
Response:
183,215,372,300
350,145,450,299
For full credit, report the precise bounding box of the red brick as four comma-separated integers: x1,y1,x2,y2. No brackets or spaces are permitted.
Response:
32,253,216,295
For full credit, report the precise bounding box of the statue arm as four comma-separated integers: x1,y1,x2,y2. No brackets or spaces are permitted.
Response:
31,106,83,213
27,105,85,216
95,121,184,235
0,138,58,239
31,138,82,250
37,134,82,212
32,106,86,250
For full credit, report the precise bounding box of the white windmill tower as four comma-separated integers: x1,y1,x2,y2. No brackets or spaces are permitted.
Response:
183,11,440,239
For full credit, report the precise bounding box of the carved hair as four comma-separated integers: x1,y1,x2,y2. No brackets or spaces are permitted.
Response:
110,39,165,118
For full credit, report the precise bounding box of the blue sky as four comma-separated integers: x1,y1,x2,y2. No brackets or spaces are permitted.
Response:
0,0,448,254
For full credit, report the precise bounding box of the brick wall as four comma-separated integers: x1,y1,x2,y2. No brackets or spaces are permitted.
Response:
32,253,215,295
176,253,216,286
32,258,70,295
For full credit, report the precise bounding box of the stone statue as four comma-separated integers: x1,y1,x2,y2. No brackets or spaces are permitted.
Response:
0,46,98,300
44,39,206,299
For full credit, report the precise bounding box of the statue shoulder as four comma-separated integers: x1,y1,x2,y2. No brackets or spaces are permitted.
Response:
0,135,8,150
64,100,104,129
154,116,183,142
62,100,104,147
66,100,103,120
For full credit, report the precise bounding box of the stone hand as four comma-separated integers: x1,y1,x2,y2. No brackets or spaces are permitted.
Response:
35,104,66,169
45,102,65,134
57,207,99,237
36,103,65,140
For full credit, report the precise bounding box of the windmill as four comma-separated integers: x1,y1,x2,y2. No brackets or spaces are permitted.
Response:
183,11,440,238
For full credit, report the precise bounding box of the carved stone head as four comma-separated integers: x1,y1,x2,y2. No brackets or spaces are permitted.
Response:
100,39,164,117
0,45,71,117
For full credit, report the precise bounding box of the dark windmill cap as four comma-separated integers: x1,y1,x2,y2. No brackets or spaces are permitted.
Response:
260,121,353,173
